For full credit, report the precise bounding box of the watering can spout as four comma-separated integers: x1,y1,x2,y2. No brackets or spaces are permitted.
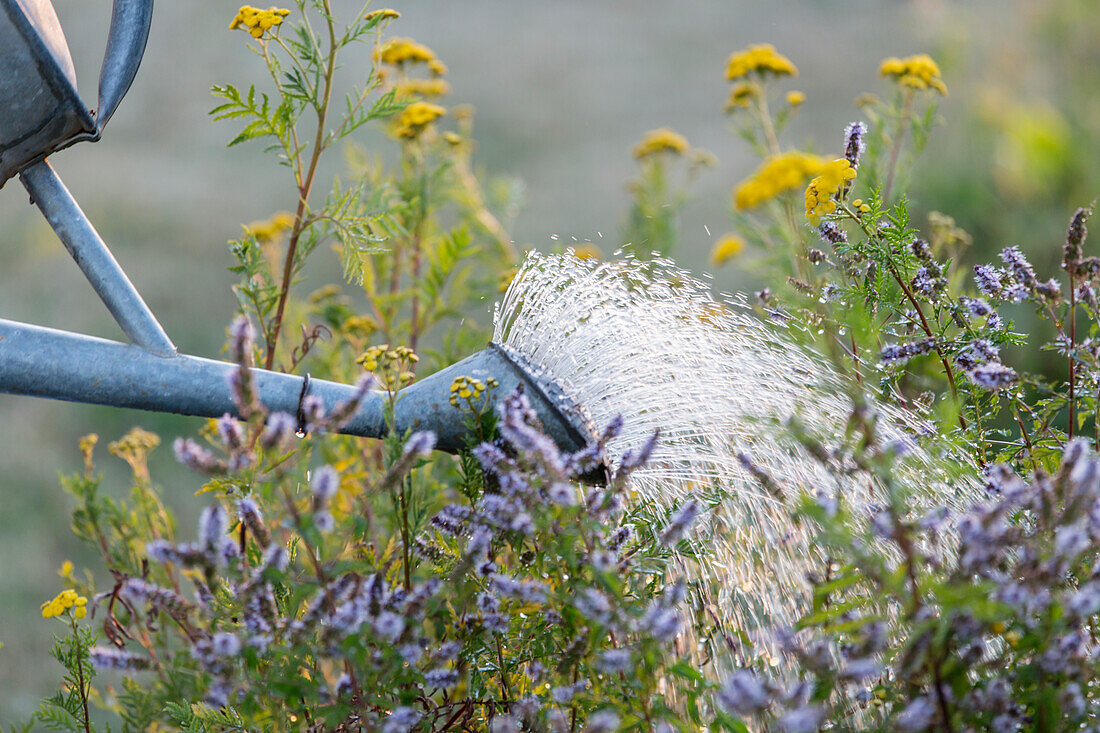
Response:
0,319,597,459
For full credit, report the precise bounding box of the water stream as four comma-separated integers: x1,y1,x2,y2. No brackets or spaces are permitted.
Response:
494,251,978,668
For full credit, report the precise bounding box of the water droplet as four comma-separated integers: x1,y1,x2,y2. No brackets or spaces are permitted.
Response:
295,428,307,438
549,234,559,241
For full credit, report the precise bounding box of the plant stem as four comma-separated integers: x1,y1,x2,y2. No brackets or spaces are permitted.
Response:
1069,270,1077,439
70,617,92,733
265,0,338,371
409,169,428,355
882,90,913,204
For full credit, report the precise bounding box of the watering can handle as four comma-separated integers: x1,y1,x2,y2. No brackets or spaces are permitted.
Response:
94,0,153,134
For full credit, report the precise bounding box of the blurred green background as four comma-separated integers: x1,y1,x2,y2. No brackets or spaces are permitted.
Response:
1,0,1095,718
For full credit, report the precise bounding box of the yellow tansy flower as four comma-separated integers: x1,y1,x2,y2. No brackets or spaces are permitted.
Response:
804,158,856,224
879,54,947,95
785,90,806,106
710,234,746,266
633,128,690,159
733,151,826,210
571,245,601,260
394,101,446,138
725,82,759,111
377,37,436,66
725,43,797,81
427,59,448,77
40,589,89,620
230,5,290,39
364,8,400,21
394,78,451,99
246,211,295,242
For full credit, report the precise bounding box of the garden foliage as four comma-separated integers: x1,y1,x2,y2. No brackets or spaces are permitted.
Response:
14,1,1100,731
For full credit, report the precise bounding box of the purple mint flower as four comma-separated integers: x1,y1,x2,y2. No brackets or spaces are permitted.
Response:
660,499,701,546
597,648,632,674
228,316,254,363
843,121,866,168
818,221,847,244
967,362,1019,390
547,482,578,505
715,670,770,716
1000,246,1037,287
89,647,149,670
261,411,296,451
778,705,825,733
897,696,937,732
311,465,339,505
216,413,245,453
973,264,1004,299
211,631,241,657
424,667,459,689
404,430,437,458
373,611,405,642
173,438,225,474
382,706,422,733
586,710,620,733
960,296,993,318
199,504,228,551
606,526,632,552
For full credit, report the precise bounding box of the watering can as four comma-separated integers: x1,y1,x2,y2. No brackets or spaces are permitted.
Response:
0,0,596,460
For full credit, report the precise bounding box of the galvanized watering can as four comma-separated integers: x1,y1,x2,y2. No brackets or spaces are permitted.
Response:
0,0,593,457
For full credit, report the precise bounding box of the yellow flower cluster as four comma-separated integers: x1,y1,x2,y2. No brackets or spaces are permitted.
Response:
632,128,690,159
785,90,805,106
246,211,295,242
364,8,400,22
733,151,826,210
570,245,602,261
41,589,87,620
357,344,417,389
394,78,452,99
229,5,290,39
804,158,856,224
376,37,436,66
879,54,947,95
394,101,446,139
725,44,798,81
449,375,498,409
725,82,759,111
710,234,746,266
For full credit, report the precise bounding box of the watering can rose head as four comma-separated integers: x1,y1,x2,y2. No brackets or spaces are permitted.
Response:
0,0,154,185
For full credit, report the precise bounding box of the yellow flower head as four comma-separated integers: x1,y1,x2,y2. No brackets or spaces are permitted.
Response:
725,82,759,111
394,101,446,138
229,5,290,39
804,158,856,224
633,128,690,159
364,8,400,21
710,234,746,267
246,211,295,242
725,44,797,81
570,245,602,260
428,59,449,77
733,151,826,210
394,78,451,99
879,54,947,95
785,90,806,106
41,589,89,620
377,37,436,66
